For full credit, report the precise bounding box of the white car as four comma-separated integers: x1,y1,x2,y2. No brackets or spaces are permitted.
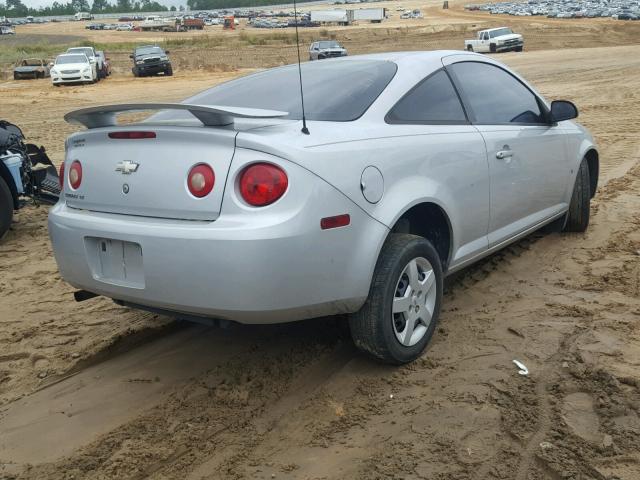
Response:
50,53,96,86
50,51,598,364
65,46,99,81
117,23,134,31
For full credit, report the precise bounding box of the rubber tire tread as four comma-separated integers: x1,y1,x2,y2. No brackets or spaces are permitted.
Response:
0,177,14,240
348,233,443,365
563,159,590,232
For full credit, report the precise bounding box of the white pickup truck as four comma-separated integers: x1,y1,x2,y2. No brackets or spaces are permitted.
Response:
464,27,523,53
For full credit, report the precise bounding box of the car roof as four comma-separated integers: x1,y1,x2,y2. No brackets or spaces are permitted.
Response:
57,53,88,59
337,50,466,65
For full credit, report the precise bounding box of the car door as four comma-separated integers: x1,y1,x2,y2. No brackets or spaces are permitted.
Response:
478,32,490,52
384,68,491,268
446,59,570,247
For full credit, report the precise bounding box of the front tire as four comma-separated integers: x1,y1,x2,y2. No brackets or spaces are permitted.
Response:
0,177,14,240
563,159,591,232
165,66,173,76
349,234,443,365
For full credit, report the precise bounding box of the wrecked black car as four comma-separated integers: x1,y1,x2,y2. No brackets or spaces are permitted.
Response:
0,121,60,238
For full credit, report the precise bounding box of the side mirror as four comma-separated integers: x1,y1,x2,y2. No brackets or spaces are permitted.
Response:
550,100,578,122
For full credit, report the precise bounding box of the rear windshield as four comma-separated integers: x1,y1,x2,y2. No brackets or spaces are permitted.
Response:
56,55,87,64
158,59,397,122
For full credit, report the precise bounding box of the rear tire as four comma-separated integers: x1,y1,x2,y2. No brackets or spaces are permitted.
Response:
349,234,443,365
13,72,19,80
0,177,14,240
467,45,474,52
563,159,590,232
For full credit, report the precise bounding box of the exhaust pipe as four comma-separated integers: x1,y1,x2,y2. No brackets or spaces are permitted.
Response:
74,290,99,302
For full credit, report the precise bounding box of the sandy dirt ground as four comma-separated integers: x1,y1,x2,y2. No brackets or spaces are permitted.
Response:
1,6,640,480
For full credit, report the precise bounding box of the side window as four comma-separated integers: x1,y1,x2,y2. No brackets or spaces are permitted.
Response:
449,62,545,124
386,69,467,124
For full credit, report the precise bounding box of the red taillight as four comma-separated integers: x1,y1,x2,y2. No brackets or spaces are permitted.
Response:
69,160,82,190
321,214,351,230
187,163,215,198
58,161,65,189
108,131,156,139
239,163,288,207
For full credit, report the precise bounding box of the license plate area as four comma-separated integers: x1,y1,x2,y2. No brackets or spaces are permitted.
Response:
84,237,145,288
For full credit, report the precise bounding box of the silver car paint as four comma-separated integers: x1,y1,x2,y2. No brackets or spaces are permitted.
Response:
50,147,389,322
49,51,597,323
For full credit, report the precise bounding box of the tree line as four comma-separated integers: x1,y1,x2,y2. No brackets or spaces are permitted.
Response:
0,0,176,18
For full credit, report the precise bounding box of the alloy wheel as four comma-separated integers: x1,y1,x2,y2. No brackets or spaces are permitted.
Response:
392,257,437,347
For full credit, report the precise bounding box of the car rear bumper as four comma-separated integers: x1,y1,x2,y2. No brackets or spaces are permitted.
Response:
49,167,388,324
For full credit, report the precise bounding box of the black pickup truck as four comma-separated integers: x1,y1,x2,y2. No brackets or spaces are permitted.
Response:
130,45,173,77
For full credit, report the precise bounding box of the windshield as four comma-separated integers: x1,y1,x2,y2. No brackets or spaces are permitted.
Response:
317,41,341,49
56,55,88,65
20,59,42,66
67,47,94,58
136,47,163,56
490,28,513,38
155,60,397,123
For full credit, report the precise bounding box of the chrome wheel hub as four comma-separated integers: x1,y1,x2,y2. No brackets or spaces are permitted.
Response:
392,257,437,347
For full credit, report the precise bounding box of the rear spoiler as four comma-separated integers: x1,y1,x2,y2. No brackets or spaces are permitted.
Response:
64,103,289,129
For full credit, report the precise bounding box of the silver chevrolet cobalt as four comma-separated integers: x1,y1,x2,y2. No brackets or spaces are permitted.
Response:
49,51,598,364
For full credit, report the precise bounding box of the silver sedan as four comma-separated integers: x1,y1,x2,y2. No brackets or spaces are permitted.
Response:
49,51,598,364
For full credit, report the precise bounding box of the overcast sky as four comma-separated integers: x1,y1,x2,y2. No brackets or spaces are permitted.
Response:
22,0,186,8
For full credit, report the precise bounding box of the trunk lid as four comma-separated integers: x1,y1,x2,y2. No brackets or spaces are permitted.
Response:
64,127,236,221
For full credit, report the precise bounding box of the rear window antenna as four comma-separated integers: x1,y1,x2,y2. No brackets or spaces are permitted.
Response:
293,0,310,135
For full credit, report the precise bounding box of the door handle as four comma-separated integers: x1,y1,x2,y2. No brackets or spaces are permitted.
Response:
496,150,514,160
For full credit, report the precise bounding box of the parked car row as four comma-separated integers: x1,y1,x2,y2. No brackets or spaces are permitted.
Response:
400,9,424,19
12,44,171,83
85,22,125,30
465,0,640,19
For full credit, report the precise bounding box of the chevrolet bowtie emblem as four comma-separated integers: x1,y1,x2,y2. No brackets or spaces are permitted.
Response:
115,160,139,175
